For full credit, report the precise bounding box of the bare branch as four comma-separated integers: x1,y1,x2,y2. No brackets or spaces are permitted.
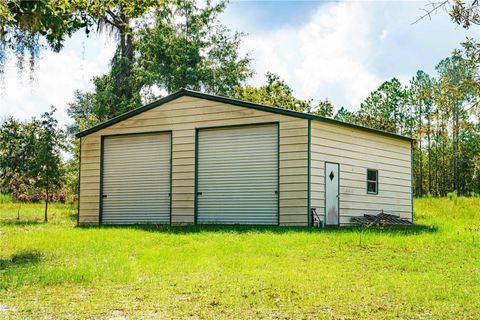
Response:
465,99,480,112
412,0,450,25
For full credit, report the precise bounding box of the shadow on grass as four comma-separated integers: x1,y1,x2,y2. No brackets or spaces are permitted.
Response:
0,251,42,270
78,223,438,235
68,212,78,221
0,219,44,226
0,213,77,226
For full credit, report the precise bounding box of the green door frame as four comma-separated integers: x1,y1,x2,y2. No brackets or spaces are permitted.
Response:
98,130,173,225
194,122,281,226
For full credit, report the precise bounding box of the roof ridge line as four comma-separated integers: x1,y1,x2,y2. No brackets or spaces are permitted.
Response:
76,90,412,142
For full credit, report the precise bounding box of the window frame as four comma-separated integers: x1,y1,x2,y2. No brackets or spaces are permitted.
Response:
366,169,379,195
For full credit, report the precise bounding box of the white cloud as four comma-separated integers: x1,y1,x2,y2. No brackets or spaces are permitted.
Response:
1,1,475,123
228,1,475,112
0,33,115,127
380,29,389,40
239,1,381,110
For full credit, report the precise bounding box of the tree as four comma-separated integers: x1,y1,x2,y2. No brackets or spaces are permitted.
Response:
233,72,311,112
1,0,91,76
313,99,334,117
410,70,436,196
435,55,476,193
136,0,252,96
456,39,480,109
0,117,38,200
66,91,97,136
415,1,480,112
356,78,411,134
352,53,480,197
334,107,357,123
415,1,480,27
30,107,65,222
445,0,480,28
0,0,163,104
65,0,253,131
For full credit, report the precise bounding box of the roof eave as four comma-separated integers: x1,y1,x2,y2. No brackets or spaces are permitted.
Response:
75,88,413,142
310,115,413,142
75,90,187,138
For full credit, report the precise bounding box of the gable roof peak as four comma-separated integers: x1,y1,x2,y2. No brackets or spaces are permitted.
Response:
76,89,412,142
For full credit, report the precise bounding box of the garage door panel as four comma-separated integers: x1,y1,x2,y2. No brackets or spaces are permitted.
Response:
197,124,278,225
198,186,276,192
197,215,276,224
104,196,170,203
198,179,277,184
102,133,171,224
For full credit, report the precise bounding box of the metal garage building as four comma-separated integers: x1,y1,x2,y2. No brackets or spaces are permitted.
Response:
76,89,413,226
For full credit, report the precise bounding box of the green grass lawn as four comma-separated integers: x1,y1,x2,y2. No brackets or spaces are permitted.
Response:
1,198,479,319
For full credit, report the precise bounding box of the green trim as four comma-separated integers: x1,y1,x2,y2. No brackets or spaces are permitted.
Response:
76,91,186,138
76,89,413,142
194,128,199,225
411,141,415,224
98,131,173,225
169,132,173,225
323,163,326,225
99,136,104,224
324,161,340,227
366,169,379,195
194,122,280,225
338,163,340,226
277,123,280,226
77,138,82,226
307,119,311,227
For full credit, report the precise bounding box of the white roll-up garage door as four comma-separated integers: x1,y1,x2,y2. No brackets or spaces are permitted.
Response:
101,132,171,224
197,124,278,225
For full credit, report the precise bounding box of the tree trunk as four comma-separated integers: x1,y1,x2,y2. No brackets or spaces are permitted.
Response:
443,138,447,196
109,14,135,118
45,187,48,223
434,132,439,196
418,105,423,197
441,118,447,197
452,104,459,193
418,139,423,197
436,132,441,196
45,162,49,223
427,115,432,195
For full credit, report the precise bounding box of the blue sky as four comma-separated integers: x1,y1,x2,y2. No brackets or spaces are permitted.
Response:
0,0,477,127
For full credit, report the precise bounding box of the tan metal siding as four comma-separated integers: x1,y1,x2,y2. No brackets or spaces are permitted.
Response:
310,121,412,225
79,96,309,226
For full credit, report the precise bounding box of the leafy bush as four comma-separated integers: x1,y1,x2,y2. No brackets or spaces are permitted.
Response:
0,193,12,204
447,191,458,204
447,191,453,200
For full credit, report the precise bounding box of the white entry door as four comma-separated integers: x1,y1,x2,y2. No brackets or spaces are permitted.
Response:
325,162,339,226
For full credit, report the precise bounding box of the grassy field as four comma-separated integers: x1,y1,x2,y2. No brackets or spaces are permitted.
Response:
1,198,479,319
